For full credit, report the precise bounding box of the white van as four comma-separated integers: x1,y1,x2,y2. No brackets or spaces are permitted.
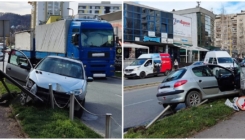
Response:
204,51,237,68
124,54,161,79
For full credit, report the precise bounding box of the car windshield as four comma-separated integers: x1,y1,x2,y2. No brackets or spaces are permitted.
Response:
36,57,84,79
217,57,233,63
81,29,114,47
130,59,147,66
162,68,186,83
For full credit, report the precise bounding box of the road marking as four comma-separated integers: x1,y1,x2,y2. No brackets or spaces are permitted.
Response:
115,94,122,97
124,99,154,107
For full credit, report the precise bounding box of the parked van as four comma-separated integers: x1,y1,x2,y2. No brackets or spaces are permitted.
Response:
124,53,172,79
204,51,237,69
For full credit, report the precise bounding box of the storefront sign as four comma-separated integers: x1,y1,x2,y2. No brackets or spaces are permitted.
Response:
135,37,140,41
161,33,167,38
161,38,173,44
143,36,160,43
148,31,155,37
173,14,192,45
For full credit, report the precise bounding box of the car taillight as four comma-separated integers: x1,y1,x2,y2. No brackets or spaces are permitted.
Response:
174,80,187,88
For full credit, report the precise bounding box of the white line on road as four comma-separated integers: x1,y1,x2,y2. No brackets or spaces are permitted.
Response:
124,99,154,107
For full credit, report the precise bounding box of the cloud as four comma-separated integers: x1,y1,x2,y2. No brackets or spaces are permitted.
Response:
137,1,245,15
0,1,32,15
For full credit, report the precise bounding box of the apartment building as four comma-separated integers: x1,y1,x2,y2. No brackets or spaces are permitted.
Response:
76,1,121,19
28,1,69,28
214,11,245,55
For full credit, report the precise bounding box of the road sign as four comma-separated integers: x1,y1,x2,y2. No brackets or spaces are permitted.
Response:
0,20,10,37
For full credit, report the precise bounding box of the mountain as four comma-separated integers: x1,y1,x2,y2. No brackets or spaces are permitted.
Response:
0,13,31,31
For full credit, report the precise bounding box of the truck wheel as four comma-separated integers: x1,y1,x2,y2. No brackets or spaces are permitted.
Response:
139,71,146,79
185,91,201,107
75,98,85,118
164,70,170,76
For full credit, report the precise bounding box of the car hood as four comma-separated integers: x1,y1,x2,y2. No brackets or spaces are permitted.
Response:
29,69,85,93
125,66,139,70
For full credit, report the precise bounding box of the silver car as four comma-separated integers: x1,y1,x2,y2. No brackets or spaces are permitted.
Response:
157,64,240,109
6,49,93,117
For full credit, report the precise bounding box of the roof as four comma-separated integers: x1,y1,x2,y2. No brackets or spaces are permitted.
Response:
99,11,122,21
172,7,215,19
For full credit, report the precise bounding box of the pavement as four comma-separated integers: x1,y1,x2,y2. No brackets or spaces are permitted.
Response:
193,111,245,138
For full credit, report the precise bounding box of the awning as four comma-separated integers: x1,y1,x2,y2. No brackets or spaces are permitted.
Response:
174,44,209,51
123,43,149,53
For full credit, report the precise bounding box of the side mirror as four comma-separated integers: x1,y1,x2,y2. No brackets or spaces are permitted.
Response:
72,33,79,46
87,77,93,82
20,63,31,70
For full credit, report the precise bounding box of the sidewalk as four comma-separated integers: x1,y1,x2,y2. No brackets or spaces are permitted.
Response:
192,111,245,138
0,104,24,138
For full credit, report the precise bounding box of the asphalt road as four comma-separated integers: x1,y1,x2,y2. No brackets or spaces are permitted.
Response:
82,77,122,138
124,74,166,87
124,86,185,130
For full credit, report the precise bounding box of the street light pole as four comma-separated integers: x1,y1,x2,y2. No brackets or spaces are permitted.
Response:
67,8,74,19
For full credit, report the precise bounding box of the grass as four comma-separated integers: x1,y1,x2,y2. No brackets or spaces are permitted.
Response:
124,98,235,138
0,82,102,138
115,71,122,78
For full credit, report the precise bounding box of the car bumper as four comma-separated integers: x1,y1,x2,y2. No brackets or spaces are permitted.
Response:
156,90,186,104
124,73,137,78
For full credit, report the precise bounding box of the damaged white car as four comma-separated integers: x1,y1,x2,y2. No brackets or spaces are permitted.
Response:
6,50,93,117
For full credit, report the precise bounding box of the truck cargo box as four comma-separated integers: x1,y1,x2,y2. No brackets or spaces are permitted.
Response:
15,31,33,51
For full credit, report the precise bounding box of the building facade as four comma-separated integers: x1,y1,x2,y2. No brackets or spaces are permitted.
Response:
173,7,215,50
76,1,121,19
123,2,179,61
28,1,69,28
214,11,245,56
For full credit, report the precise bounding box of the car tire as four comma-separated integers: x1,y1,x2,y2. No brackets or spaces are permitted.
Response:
164,70,170,76
163,104,177,111
75,98,85,118
185,91,201,107
139,71,146,79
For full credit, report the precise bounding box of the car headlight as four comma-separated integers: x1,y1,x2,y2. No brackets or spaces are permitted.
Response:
26,79,34,89
133,67,139,71
69,89,83,95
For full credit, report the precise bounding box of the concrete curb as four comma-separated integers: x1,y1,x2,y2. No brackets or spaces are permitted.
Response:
9,105,29,138
124,82,161,91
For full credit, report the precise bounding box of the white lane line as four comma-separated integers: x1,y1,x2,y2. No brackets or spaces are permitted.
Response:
124,99,154,107
115,94,122,97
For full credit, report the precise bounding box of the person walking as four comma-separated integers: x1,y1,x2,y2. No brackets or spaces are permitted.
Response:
174,59,179,70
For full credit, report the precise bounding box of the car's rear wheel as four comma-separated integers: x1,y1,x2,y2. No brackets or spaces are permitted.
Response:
163,104,178,111
185,91,201,107
75,98,85,118
139,71,146,79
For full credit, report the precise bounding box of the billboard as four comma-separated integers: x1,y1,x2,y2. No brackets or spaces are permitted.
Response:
173,14,192,45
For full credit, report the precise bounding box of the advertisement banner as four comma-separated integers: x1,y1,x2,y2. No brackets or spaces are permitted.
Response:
173,14,192,45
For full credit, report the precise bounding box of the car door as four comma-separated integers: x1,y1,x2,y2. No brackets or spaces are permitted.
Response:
6,50,33,86
143,59,153,75
207,65,235,91
192,66,219,95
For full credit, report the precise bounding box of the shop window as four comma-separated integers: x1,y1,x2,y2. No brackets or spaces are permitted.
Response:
143,31,148,36
141,23,147,30
161,23,167,32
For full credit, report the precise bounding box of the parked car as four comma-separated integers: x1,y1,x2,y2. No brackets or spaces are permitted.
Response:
156,64,240,110
6,49,93,117
191,61,204,65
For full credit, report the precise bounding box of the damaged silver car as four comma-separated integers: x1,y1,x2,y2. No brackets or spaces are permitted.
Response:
6,50,93,117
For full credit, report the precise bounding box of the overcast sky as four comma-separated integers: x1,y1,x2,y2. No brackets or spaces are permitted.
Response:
137,1,245,15
0,1,122,15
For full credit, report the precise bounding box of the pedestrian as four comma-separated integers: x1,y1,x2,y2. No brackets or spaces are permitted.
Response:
174,59,178,70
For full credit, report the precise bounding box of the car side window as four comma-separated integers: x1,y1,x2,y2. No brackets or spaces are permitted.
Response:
213,58,217,64
192,66,212,77
9,51,29,66
207,65,232,77
145,60,152,66
208,58,213,63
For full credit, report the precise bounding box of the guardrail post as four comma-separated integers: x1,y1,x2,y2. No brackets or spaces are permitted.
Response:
105,113,112,138
69,94,75,121
49,84,54,109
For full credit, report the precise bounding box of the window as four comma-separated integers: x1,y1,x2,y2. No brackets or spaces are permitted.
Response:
79,6,86,9
208,58,213,63
113,6,119,10
192,66,212,77
9,51,29,66
95,10,99,14
79,10,84,14
90,6,93,9
95,6,100,9
162,68,186,83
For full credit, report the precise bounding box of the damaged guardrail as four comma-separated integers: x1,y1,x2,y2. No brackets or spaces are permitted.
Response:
48,84,121,138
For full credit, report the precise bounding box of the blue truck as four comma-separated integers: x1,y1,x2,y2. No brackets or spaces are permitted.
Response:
14,19,116,77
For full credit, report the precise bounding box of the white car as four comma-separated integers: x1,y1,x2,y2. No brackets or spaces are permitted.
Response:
6,49,93,118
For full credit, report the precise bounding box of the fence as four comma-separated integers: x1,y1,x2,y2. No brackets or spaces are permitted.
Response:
48,84,121,138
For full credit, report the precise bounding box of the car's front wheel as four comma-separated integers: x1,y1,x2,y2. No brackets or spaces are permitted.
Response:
185,91,201,107
75,98,85,118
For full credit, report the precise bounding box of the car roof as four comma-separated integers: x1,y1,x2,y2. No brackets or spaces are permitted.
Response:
184,63,233,71
47,55,83,65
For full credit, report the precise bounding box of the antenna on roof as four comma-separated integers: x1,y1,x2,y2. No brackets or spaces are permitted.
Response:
197,1,201,7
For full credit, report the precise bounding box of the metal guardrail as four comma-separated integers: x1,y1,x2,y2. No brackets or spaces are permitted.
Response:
48,84,121,138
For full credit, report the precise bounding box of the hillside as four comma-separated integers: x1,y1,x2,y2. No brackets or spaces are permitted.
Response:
0,13,31,31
